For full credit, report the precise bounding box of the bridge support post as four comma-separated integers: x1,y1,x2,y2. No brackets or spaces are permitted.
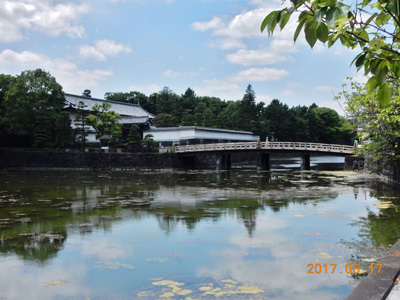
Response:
258,153,270,170
301,153,310,170
217,154,231,170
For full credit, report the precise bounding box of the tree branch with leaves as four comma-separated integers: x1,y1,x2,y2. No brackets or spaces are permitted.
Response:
261,0,400,105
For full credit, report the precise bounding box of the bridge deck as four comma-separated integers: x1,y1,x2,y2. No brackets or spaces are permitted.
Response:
174,142,354,155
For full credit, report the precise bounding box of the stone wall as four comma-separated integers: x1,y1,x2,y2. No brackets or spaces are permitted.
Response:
345,155,400,184
344,156,365,171
368,157,400,184
0,151,184,171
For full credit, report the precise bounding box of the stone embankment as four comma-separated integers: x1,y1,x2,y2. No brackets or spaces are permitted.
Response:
0,151,182,171
345,155,400,184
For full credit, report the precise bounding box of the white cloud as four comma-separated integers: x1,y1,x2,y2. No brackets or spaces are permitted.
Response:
193,7,299,41
285,81,305,89
50,58,113,92
318,99,347,116
163,69,181,78
79,40,132,61
257,94,272,104
202,79,240,91
0,49,113,92
128,83,161,95
0,0,90,42
209,38,246,50
281,90,293,96
192,16,223,31
314,85,337,91
212,9,269,39
230,67,289,82
194,79,242,101
0,49,47,66
226,48,289,66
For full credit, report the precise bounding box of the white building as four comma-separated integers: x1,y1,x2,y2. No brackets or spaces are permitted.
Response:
64,93,154,144
143,126,258,147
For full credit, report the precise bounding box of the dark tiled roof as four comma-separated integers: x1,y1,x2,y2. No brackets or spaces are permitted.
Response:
64,93,153,124
146,126,255,135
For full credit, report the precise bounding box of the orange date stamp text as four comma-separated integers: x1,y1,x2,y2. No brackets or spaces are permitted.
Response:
307,263,382,274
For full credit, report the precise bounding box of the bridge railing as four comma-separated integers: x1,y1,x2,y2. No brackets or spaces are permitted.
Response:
174,141,354,154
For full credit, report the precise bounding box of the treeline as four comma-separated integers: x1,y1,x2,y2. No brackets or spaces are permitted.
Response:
0,69,73,148
0,68,354,149
105,85,355,144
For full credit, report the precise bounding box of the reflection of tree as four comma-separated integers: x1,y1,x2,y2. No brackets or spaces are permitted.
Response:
355,181,400,248
0,231,67,265
341,181,400,280
0,170,379,264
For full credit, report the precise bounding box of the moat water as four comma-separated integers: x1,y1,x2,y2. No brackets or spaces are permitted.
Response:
0,158,399,299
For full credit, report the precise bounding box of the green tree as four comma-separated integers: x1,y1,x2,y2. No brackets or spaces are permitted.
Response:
153,113,175,127
181,88,197,112
86,102,122,145
289,105,310,141
3,69,68,147
0,74,15,135
74,101,90,150
181,110,195,126
339,78,400,167
108,126,123,148
202,107,215,127
54,111,73,148
261,0,400,105
307,107,352,143
126,124,142,151
238,84,259,132
82,89,91,98
104,91,150,109
142,134,157,152
262,99,291,141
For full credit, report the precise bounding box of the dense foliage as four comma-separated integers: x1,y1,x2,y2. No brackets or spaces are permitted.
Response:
0,69,73,148
105,84,354,144
261,0,400,106
0,68,354,149
338,78,400,167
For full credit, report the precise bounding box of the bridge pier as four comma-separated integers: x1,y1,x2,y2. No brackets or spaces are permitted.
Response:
217,154,231,170
258,153,270,170
301,153,310,170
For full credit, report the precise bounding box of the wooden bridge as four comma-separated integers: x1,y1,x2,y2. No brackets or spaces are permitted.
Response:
171,141,354,170
174,141,353,155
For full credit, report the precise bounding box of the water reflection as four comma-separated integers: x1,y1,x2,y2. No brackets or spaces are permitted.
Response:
0,170,399,299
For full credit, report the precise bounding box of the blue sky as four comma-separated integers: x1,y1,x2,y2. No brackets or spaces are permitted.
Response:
0,0,366,114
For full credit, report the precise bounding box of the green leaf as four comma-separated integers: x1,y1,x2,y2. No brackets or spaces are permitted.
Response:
314,8,326,25
354,53,366,69
387,2,398,15
364,12,378,25
366,76,379,92
378,83,391,106
393,61,400,78
266,11,280,35
279,11,291,30
359,30,369,41
316,23,329,43
361,0,372,7
375,63,388,83
376,13,391,26
261,11,277,33
305,22,318,48
370,38,384,51
294,18,307,42
326,7,342,28
337,3,350,17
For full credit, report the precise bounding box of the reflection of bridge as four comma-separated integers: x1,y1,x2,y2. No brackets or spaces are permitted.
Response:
174,142,354,170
